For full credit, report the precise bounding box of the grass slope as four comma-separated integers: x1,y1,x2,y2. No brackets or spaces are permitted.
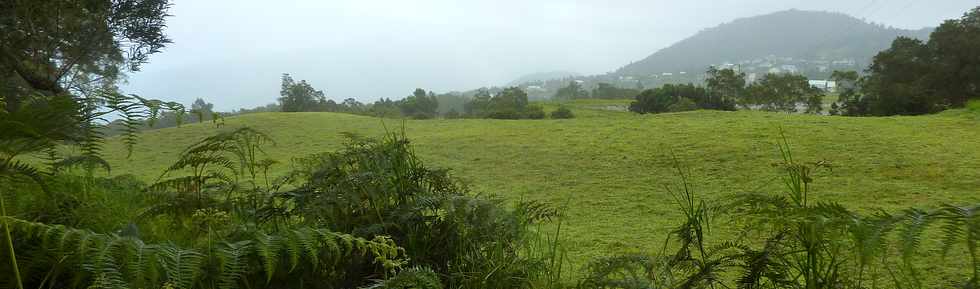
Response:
101,100,980,278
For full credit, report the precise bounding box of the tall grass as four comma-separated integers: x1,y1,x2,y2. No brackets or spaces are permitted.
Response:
578,136,980,289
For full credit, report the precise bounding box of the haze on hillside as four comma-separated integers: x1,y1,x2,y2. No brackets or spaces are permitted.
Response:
122,0,976,111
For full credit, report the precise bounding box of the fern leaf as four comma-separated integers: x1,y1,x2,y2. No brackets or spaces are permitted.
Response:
217,240,251,289
255,231,280,282
158,245,203,289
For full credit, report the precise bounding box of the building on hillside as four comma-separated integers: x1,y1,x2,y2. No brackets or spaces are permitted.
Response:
525,85,546,93
780,64,799,73
808,80,837,92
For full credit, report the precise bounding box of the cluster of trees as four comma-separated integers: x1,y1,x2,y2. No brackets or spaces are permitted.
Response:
629,67,823,114
277,74,444,118
553,81,643,100
830,7,980,116
465,87,546,119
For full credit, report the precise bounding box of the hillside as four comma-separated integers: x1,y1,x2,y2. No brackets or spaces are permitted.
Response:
616,9,932,77
100,102,980,278
508,71,582,86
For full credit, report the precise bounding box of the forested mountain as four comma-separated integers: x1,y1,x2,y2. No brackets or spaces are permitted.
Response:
616,9,932,76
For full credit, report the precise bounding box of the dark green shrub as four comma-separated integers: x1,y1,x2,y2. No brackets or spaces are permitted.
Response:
550,105,575,119
377,267,443,289
667,97,698,112
443,109,461,119
278,133,557,288
525,105,546,119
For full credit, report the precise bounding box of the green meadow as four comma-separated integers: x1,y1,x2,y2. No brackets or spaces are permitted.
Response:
97,99,980,276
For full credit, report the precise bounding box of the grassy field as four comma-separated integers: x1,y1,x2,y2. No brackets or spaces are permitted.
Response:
98,99,980,278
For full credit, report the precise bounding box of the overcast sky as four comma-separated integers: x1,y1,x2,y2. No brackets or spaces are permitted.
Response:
121,0,978,111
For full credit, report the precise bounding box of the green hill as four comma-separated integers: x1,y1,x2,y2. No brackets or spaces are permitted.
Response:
102,102,980,276
616,10,933,77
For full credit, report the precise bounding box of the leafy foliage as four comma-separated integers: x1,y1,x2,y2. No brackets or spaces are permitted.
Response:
833,7,980,116
555,81,590,100
550,105,575,119
743,73,823,113
464,87,545,119
0,216,401,289
276,132,557,288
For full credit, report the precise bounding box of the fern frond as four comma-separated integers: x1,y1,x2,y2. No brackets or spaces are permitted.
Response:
255,231,280,282
158,244,203,289
52,155,111,174
216,241,251,289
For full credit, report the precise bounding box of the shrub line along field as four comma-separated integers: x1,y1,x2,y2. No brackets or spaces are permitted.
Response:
100,100,980,275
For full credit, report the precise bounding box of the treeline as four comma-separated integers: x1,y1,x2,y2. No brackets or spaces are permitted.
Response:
627,67,823,114
627,7,980,116
553,81,644,100
277,74,462,119
830,7,979,116
280,74,573,120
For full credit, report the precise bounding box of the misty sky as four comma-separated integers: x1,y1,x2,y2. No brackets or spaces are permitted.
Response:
121,0,978,111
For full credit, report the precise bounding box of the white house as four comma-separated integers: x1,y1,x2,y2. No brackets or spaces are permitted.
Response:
808,80,837,92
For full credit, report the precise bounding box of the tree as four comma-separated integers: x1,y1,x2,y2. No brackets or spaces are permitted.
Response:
550,105,574,119
464,89,492,117
829,70,865,115
926,7,980,106
0,0,172,112
554,81,589,99
704,67,744,110
834,6,980,116
488,87,530,119
629,84,709,114
860,37,939,115
744,73,823,113
592,83,641,99
278,74,326,112
190,98,214,122
397,88,439,118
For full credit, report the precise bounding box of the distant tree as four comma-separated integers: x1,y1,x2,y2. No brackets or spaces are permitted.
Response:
368,97,400,117
487,87,530,119
443,108,461,119
524,105,546,119
667,97,699,112
744,73,823,113
464,88,493,117
190,98,215,123
629,84,710,114
704,67,743,110
592,83,641,99
322,99,340,112
341,98,365,112
435,93,468,115
397,88,439,119
278,74,326,112
461,87,544,119
829,70,864,115
550,105,575,119
629,85,680,114
554,81,589,99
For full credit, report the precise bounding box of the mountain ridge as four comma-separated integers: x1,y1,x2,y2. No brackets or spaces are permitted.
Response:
615,9,933,76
